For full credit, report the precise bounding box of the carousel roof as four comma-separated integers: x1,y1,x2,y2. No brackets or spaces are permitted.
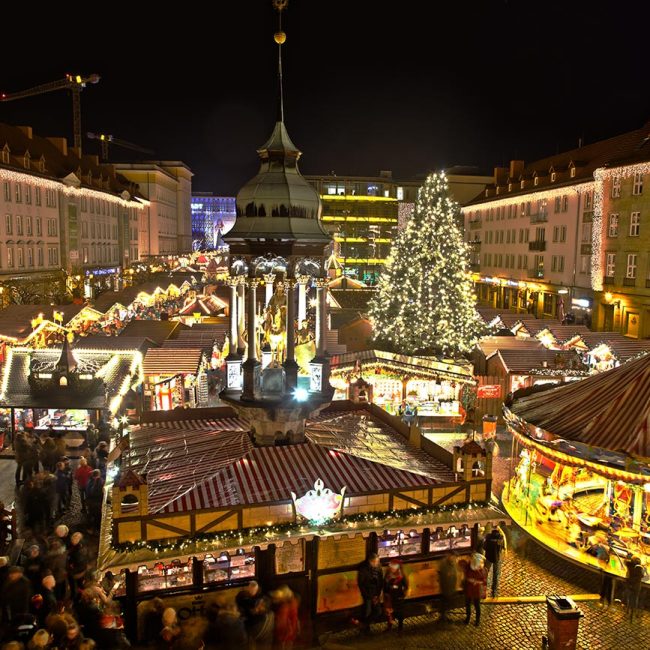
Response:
509,353,650,457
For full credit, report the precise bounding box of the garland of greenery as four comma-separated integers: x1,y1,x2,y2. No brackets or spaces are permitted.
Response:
113,500,491,554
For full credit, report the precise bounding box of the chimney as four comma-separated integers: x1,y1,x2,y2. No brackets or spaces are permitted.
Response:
16,126,33,139
493,166,508,186
509,160,524,179
47,137,68,157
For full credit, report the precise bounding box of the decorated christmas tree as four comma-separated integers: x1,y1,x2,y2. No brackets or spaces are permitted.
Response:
368,172,483,356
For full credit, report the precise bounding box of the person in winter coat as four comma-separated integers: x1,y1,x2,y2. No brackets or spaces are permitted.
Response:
55,462,71,515
85,470,104,530
14,432,30,485
45,537,68,603
356,553,383,633
39,437,58,473
38,574,59,626
483,526,506,598
21,545,45,594
74,458,92,514
625,555,645,621
438,553,460,623
463,553,488,626
214,601,247,650
2,566,32,624
66,533,88,603
383,560,408,631
272,585,300,649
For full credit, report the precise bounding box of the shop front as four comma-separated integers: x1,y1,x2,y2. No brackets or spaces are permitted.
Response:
502,353,650,587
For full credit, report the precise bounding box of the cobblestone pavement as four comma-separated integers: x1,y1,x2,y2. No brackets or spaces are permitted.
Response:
320,541,649,650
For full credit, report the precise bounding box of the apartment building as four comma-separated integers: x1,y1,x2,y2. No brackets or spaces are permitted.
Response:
0,123,144,293
463,121,650,337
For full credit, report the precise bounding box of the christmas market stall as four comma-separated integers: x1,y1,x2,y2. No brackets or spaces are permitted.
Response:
99,405,507,642
329,350,474,423
0,337,144,441
503,353,650,587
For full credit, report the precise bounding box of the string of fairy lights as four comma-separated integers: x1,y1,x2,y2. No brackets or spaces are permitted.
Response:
113,501,490,554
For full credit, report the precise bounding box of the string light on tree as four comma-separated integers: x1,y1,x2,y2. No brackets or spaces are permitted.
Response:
369,172,484,356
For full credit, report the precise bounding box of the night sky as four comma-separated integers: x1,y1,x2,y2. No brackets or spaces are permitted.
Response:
2,1,649,194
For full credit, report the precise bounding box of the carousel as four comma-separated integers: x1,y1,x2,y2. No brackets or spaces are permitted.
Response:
503,353,650,585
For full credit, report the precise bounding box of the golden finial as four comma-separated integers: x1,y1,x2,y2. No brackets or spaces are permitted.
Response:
273,0,287,44
273,0,288,11
274,32,286,45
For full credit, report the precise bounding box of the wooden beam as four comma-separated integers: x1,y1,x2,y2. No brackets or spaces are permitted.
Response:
195,510,238,534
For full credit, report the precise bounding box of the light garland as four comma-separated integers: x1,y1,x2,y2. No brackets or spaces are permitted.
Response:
113,500,490,553
461,181,594,215
591,169,605,291
0,167,148,209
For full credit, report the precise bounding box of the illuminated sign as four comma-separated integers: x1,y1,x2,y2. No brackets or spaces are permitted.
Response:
477,384,502,399
291,478,346,525
572,298,591,309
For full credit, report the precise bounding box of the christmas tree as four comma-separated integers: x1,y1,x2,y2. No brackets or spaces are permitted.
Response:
368,172,483,356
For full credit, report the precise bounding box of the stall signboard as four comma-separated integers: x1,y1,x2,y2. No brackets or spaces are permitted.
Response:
316,570,363,613
403,554,471,599
275,540,305,575
477,384,502,399
317,535,367,569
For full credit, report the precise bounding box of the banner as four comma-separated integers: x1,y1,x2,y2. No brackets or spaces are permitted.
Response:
477,384,502,399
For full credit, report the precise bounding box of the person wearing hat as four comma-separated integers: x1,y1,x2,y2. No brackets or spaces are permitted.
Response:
463,553,488,626
383,559,408,632
356,553,383,633
1,566,32,624
21,544,45,594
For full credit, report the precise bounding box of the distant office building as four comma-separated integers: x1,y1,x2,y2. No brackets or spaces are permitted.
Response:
115,162,193,257
306,170,490,283
191,193,236,250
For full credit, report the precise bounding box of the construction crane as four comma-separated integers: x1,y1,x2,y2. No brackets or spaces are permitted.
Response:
0,73,100,151
86,132,154,161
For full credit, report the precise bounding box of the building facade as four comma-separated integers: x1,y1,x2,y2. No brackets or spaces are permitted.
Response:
115,162,193,257
306,170,491,283
0,123,144,297
462,121,650,337
190,193,236,250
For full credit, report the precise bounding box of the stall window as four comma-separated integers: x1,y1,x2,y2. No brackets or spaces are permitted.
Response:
275,540,305,574
429,525,472,552
203,548,255,584
377,529,422,558
137,559,193,593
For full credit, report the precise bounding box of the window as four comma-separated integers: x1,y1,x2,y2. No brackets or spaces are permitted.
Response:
633,172,643,195
17,248,23,267
553,226,558,242
534,255,544,272
584,192,592,210
551,172,556,182
82,247,88,264
14,183,22,203
606,253,616,277
35,217,42,236
525,202,531,216
608,213,619,237
554,197,561,212
580,255,591,274
562,195,569,212
557,225,567,242
26,217,32,236
626,254,637,279
3,182,10,202
7,248,13,267
506,230,511,244
612,176,621,198
629,211,640,236
81,221,88,238
522,255,528,268
570,167,576,178
91,222,96,238
5,214,11,235
27,248,33,267
534,176,539,186
581,222,592,242
35,187,41,206
1,148,8,164
45,190,57,208
89,199,94,214
535,227,545,241
25,186,31,204
37,248,43,266
551,255,565,272
396,187,404,200
16,216,22,236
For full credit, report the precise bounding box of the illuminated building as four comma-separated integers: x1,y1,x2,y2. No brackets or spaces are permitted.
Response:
306,170,491,283
115,162,193,257
464,120,650,336
190,193,236,250
0,123,144,291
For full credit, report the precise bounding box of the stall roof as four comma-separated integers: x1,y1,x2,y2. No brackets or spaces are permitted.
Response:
476,336,544,359
489,348,586,375
510,353,650,457
119,320,184,345
331,349,474,382
177,295,227,316
74,336,157,353
579,332,650,362
92,292,124,314
0,346,140,410
329,289,375,311
142,347,204,375
535,325,592,346
123,409,457,516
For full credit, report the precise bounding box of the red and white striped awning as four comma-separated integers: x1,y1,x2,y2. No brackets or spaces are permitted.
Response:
511,353,650,458
159,441,434,514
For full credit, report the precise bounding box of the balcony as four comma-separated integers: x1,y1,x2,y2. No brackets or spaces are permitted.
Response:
469,220,482,230
603,276,615,285
580,243,592,255
530,213,548,223
527,268,544,279
528,240,547,251
468,239,481,247
623,277,636,287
